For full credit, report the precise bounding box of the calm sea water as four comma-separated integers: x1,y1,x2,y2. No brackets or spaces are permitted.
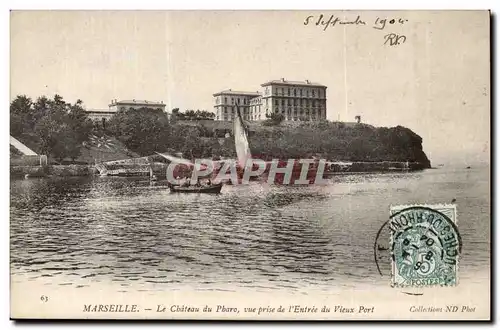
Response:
10,166,490,293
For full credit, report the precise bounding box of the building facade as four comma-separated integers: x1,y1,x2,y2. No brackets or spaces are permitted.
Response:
85,109,116,128
213,90,260,121
86,99,167,127
259,79,327,121
214,79,327,121
109,99,166,112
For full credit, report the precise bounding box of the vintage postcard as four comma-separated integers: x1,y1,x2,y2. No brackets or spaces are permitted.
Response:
9,10,490,320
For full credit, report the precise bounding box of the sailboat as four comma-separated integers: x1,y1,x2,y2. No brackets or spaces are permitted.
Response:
156,106,326,186
231,106,323,185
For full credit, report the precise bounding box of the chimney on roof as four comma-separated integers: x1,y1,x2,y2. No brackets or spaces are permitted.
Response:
133,99,136,102
306,79,310,84
281,78,285,82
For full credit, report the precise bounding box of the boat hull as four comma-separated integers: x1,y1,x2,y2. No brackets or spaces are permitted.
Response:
169,183,223,194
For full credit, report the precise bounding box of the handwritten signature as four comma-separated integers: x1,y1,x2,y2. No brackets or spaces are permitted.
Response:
384,33,406,46
304,14,408,31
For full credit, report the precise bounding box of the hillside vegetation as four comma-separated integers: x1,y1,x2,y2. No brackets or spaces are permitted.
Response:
248,121,431,167
10,95,431,167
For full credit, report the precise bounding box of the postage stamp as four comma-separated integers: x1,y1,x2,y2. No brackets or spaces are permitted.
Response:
389,204,461,287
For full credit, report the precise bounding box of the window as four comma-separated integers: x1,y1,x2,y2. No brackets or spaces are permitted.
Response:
300,89,302,97
294,89,296,97
312,90,315,97
307,90,310,97
287,88,290,96
225,97,227,104
275,99,279,105
232,98,234,105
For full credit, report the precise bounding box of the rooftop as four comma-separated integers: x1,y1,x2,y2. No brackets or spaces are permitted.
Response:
109,99,166,106
213,90,261,97
261,79,327,88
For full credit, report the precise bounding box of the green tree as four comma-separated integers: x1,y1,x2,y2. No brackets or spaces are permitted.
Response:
68,99,93,149
10,94,92,162
10,95,34,137
170,108,182,122
107,107,171,156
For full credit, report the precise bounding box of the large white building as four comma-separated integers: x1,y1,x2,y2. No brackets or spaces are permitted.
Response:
108,99,166,112
86,99,167,127
214,78,327,121
213,90,260,121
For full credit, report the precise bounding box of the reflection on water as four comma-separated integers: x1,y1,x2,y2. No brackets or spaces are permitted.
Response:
10,167,490,292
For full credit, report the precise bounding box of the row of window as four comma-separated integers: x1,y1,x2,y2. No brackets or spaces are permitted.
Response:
218,105,324,114
265,86,324,98
216,115,323,121
217,114,253,120
216,96,256,105
273,98,325,107
215,89,325,106
275,108,324,115
217,107,250,114
118,106,164,111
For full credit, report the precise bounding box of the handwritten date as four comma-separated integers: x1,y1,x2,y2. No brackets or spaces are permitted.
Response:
304,14,408,31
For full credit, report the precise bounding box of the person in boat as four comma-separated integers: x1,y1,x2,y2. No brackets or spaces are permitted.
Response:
195,178,201,187
207,178,212,186
176,176,184,186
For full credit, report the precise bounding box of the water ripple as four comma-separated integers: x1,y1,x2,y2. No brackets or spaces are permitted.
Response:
10,168,490,291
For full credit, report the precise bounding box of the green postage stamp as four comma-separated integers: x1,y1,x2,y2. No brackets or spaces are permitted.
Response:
389,204,461,287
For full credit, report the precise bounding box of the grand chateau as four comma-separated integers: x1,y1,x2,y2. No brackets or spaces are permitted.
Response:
214,79,327,121
85,99,167,127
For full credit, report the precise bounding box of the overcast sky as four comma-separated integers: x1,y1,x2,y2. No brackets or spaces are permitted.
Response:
10,10,490,165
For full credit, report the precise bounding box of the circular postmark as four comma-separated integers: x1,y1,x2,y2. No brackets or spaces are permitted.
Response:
389,206,462,287
373,219,392,277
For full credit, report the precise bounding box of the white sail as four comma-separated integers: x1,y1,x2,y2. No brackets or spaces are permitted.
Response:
233,107,252,168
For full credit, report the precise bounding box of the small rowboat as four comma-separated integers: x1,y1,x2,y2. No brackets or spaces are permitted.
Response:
169,183,223,194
